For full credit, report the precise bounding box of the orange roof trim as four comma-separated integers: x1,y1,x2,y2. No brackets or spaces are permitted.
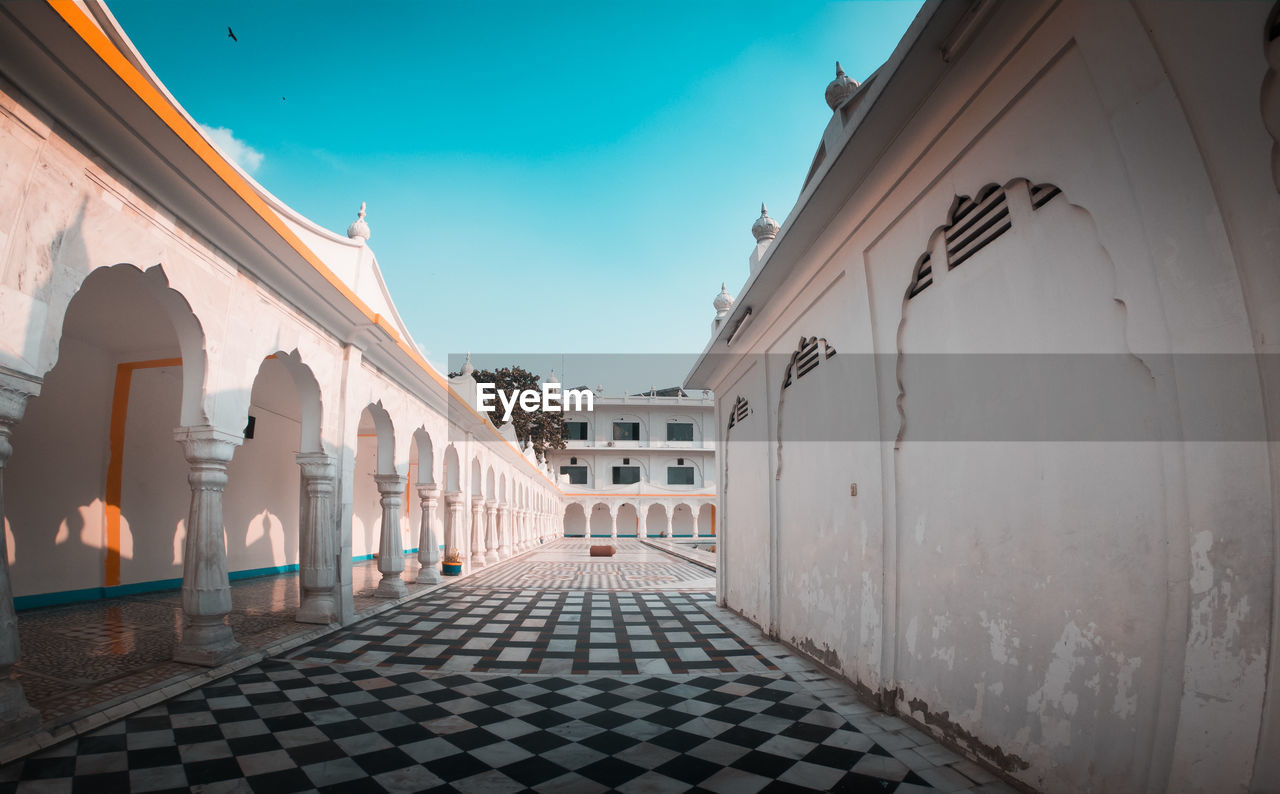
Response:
46,0,556,488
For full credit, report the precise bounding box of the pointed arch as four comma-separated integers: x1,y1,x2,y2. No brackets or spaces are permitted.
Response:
412,428,435,486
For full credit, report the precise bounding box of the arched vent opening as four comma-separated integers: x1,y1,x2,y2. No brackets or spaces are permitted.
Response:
782,336,837,390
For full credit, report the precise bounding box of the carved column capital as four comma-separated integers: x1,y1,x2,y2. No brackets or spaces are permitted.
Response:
173,425,242,465
296,451,336,481
374,473,407,496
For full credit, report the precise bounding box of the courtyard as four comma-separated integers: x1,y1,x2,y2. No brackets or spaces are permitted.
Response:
0,542,1012,792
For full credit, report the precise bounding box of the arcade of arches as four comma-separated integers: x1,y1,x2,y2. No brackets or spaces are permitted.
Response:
0,3,570,743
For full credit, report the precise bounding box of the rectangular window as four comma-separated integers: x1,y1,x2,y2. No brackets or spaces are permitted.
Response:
666,423,694,441
613,422,640,441
565,421,588,440
559,465,588,485
612,466,641,485
667,467,695,485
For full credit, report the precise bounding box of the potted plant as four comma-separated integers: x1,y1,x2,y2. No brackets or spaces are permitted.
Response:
442,548,463,576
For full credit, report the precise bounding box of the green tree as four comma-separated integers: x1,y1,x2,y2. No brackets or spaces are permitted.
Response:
451,365,566,459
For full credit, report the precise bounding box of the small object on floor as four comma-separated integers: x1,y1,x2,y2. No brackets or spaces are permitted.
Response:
590,544,615,557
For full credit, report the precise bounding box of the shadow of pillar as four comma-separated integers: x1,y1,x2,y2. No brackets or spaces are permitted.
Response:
0,376,43,738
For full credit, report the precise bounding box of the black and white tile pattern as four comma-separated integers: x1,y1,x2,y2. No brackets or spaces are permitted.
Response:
0,541,1014,793
291,590,773,677
0,662,933,793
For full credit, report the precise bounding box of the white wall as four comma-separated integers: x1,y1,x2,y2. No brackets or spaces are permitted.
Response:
6,339,114,596
700,2,1280,791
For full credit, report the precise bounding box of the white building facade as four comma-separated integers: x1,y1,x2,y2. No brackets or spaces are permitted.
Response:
547,389,716,540
687,2,1280,792
0,0,563,740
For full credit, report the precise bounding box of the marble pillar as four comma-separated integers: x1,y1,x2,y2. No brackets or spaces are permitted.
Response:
445,492,465,560
497,505,511,558
373,474,408,598
296,452,338,624
416,485,441,584
484,501,499,564
173,426,242,666
471,497,487,567
0,383,40,738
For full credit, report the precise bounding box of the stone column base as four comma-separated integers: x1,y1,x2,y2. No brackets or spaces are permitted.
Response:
175,618,241,666
0,682,40,741
374,575,408,598
296,593,338,624
415,567,441,585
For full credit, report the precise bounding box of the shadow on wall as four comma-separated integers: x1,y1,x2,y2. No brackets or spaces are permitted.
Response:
5,263,363,609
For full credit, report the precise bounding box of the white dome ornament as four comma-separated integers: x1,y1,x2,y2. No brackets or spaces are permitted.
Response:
346,202,371,241
825,61,859,111
713,282,735,321
751,204,779,243
461,352,475,377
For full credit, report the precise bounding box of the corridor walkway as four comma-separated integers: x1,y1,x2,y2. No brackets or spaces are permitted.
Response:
13,558,431,727
0,541,1016,793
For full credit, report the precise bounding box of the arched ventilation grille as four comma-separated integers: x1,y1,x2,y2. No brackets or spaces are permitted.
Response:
782,336,837,390
727,396,751,431
907,180,1064,299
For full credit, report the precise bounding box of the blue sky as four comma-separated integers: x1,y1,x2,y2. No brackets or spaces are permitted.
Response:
109,0,922,391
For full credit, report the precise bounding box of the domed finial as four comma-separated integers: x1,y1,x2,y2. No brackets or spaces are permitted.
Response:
714,282,735,318
547,368,559,385
346,201,371,241
461,352,474,377
825,61,859,111
751,204,780,242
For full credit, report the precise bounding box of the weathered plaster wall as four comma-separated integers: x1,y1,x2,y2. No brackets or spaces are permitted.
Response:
718,362,771,626
708,2,1279,791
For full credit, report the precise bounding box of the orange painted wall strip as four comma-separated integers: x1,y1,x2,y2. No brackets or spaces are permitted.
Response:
45,0,558,490
104,358,182,586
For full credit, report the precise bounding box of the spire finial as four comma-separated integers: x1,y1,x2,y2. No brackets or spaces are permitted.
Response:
714,281,736,317
461,352,475,377
825,60,859,111
751,202,780,242
346,201,371,241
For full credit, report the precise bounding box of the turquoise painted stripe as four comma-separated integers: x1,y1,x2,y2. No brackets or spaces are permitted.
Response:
228,563,299,581
15,563,301,611
18,543,458,611
353,548,421,562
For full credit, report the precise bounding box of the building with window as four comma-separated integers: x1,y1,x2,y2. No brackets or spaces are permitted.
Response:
685,3,1280,792
547,381,716,539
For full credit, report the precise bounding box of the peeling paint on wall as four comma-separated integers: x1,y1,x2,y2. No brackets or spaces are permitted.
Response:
979,610,1019,665
906,696,1032,773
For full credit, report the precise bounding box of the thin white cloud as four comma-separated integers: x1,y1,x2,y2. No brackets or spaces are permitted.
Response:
198,123,264,174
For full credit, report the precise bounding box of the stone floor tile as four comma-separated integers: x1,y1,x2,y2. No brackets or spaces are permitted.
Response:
0,540,1032,793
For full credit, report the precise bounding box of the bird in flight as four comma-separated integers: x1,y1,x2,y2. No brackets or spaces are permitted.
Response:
227,26,237,42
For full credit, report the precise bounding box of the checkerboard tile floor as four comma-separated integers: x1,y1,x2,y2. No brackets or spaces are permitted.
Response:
459,560,711,590
290,590,774,676
0,541,1016,792
0,663,934,793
